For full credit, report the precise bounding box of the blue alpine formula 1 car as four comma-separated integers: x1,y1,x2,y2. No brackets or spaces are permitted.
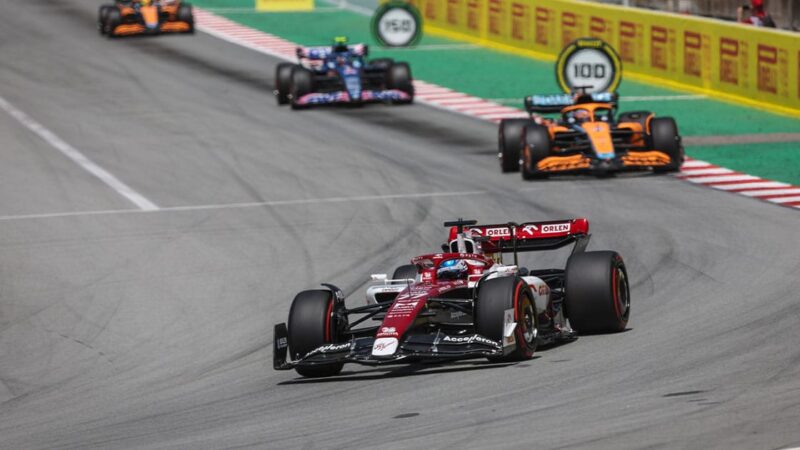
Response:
274,37,414,109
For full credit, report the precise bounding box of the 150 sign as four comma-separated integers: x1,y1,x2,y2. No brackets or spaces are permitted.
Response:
372,2,422,47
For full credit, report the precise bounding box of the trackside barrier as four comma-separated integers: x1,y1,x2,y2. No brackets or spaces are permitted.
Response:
402,0,800,116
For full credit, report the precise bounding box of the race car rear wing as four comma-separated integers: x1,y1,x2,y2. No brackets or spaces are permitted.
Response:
297,44,368,60
524,92,618,114
449,218,590,255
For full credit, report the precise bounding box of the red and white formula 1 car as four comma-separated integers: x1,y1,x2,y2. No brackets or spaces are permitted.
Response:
274,218,630,377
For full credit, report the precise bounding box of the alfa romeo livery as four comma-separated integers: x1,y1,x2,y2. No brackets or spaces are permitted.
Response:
274,218,630,378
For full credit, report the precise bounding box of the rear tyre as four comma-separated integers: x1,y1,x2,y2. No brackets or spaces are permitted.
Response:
288,290,344,377
498,118,529,173
391,264,418,284
650,117,684,173
387,62,414,104
617,110,653,131
275,63,295,105
564,251,630,334
177,3,194,33
475,276,537,362
521,124,551,180
290,68,314,110
369,58,395,69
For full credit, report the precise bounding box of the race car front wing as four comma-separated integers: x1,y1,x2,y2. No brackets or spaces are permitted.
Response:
295,89,411,106
274,323,505,370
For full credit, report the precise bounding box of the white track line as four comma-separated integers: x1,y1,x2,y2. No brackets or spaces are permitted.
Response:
0,95,159,211
0,190,486,222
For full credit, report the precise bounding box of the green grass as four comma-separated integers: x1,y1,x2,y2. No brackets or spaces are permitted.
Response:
688,142,800,185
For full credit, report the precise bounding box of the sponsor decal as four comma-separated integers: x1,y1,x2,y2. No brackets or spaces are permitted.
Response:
683,31,702,77
756,44,780,95
541,223,570,234
521,224,539,235
503,308,516,348
372,337,399,356
450,311,467,319
488,0,502,36
619,21,639,64
466,0,481,31
446,0,460,26
719,38,740,85
277,337,288,349
561,12,579,49
650,26,669,70
535,7,550,46
510,3,527,42
314,342,350,353
381,326,396,334
442,334,497,346
483,227,511,237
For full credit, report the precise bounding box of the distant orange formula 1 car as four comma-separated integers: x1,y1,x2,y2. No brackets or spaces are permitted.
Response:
98,0,194,37
498,91,684,179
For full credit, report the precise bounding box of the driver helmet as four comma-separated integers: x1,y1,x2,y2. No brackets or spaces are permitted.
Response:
568,109,592,124
437,259,469,281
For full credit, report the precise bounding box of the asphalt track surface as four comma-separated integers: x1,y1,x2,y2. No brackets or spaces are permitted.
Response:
1,1,799,449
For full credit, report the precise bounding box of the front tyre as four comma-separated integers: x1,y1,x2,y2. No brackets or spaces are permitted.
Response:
498,118,529,173
275,63,295,105
521,124,551,180
290,68,314,110
177,3,195,33
98,5,113,35
475,276,537,362
564,251,630,334
287,290,344,377
650,117,684,173
387,62,414,104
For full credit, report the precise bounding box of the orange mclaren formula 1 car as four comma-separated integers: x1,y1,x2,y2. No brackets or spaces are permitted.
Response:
98,0,194,37
498,91,684,179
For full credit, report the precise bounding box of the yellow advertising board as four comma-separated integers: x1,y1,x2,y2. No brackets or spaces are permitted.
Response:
405,0,800,116
255,0,313,11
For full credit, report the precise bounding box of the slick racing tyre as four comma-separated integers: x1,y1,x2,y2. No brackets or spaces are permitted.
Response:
290,68,314,110
104,8,122,37
650,117,684,173
275,63,295,105
98,5,113,35
476,276,537,362
497,118,529,173
369,58,394,70
387,62,414,104
177,3,194,33
520,124,551,180
287,290,344,377
617,110,653,132
564,251,630,334
391,264,418,284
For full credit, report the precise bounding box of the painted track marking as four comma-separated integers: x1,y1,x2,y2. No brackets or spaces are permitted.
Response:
0,95,159,211
0,190,486,222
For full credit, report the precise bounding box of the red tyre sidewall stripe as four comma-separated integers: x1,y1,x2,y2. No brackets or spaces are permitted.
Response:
324,297,334,342
513,281,523,321
513,282,533,357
